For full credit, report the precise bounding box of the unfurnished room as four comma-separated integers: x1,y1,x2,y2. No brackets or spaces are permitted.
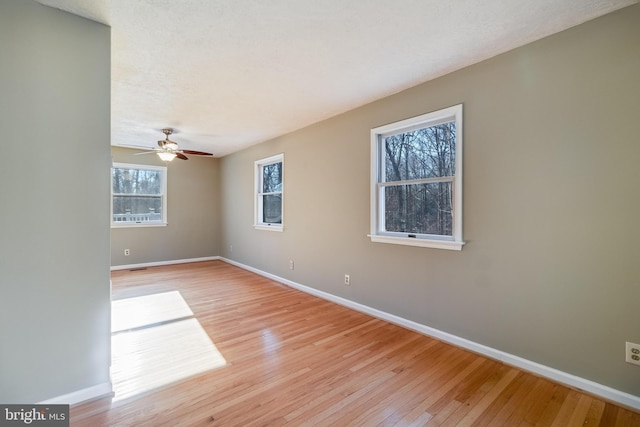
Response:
1,0,639,425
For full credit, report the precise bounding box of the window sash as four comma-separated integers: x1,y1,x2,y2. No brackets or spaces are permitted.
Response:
381,120,456,183
377,178,455,239
259,193,282,224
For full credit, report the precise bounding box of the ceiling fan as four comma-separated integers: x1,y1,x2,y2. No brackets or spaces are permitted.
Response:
136,128,213,161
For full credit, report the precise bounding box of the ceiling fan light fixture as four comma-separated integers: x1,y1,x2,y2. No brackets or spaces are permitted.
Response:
157,151,177,162
132,128,213,161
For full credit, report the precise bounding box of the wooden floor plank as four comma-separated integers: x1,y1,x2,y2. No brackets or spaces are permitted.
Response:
550,390,582,427
373,348,483,425
582,399,605,427
70,261,640,426
353,345,472,426
455,368,521,426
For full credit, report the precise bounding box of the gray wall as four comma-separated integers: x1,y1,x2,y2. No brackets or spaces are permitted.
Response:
0,0,111,403
110,146,220,266
220,5,640,396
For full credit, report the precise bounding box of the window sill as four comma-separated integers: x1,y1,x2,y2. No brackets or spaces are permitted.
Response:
368,234,464,251
111,222,168,229
254,224,283,232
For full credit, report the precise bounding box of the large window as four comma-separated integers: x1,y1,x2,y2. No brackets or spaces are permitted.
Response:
112,163,167,227
370,104,463,250
254,154,284,231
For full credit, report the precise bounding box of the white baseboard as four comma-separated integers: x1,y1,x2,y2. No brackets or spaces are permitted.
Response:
39,382,113,406
220,257,640,412
111,256,220,271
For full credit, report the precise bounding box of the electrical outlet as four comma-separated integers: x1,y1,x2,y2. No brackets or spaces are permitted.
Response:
124,249,130,256
229,245,233,252
289,260,294,270
344,274,350,285
626,342,640,366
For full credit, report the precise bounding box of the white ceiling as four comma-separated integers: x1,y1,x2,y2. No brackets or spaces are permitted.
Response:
38,0,636,157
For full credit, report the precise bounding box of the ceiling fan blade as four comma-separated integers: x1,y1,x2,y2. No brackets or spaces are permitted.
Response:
176,152,188,160
134,150,159,155
181,149,213,156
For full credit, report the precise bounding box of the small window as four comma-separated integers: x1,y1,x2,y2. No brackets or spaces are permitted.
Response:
254,154,284,231
111,163,167,227
370,105,464,250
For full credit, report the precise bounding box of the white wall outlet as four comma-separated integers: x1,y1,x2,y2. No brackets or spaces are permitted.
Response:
229,245,233,252
124,248,130,256
626,342,640,366
289,260,294,270
344,274,350,285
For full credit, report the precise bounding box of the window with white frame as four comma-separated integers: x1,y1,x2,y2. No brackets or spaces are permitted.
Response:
370,104,464,250
254,154,284,231
111,163,167,227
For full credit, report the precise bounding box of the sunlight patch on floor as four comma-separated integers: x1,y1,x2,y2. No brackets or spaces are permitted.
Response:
111,291,194,333
110,292,227,401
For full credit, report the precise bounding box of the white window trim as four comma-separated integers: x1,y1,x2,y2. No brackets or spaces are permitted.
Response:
111,162,168,228
254,153,284,232
369,104,464,250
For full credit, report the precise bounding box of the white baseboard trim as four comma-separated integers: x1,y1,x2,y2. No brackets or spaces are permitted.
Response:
220,257,640,412
39,382,113,406
111,256,220,271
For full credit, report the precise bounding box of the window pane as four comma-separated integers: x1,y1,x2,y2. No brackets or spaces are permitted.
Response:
262,194,282,224
384,182,452,236
113,195,162,222
384,121,456,182
112,168,162,194
262,162,282,193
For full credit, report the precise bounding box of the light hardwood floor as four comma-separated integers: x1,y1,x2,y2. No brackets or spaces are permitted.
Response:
72,261,640,426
